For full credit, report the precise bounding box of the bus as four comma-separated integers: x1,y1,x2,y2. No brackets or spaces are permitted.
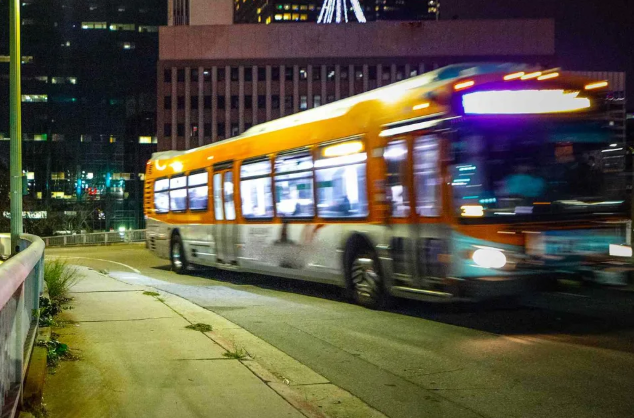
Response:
144,63,631,308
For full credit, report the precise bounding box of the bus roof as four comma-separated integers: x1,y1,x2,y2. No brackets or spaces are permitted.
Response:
149,63,532,162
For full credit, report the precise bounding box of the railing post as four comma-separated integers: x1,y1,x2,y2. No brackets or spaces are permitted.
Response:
14,284,26,394
63,236,67,246
104,233,108,244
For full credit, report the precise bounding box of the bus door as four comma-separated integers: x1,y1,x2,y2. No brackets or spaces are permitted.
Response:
384,138,419,285
212,163,238,265
411,134,447,289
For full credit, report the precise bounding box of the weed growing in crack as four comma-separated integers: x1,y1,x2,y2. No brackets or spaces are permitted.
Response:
44,259,80,301
223,346,249,360
143,291,160,297
185,323,213,332
37,338,81,372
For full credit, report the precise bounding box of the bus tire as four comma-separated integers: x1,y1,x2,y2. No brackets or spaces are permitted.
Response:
170,234,188,274
349,250,385,309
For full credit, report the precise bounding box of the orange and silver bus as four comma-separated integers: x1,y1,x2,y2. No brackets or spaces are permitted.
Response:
144,63,630,307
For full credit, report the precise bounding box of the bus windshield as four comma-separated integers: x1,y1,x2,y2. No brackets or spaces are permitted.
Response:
451,119,627,222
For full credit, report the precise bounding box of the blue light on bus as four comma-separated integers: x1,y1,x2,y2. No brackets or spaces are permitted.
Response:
462,90,591,114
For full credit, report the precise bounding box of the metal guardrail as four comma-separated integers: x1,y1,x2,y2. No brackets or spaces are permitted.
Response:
41,229,146,247
0,234,44,417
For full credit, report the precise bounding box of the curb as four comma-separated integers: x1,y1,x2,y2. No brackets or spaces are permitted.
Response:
21,326,51,413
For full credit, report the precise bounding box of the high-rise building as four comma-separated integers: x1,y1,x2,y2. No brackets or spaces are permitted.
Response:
0,0,166,232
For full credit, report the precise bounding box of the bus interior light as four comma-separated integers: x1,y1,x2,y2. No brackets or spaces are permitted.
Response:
537,72,559,81
504,72,525,81
322,141,364,157
520,71,542,80
461,205,484,217
454,80,475,91
462,90,591,114
412,102,430,111
585,81,608,90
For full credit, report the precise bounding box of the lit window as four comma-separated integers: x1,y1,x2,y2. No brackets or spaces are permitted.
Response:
300,14,307,20
139,136,157,144
21,94,47,103
51,77,65,84
81,21,107,29
109,136,117,143
33,134,47,141
309,4,315,10
283,13,291,19
266,17,272,24
188,171,208,211
138,25,158,33
34,76,48,83
292,4,299,10
120,42,135,50
300,5,307,10
81,135,92,142
284,4,290,9
313,95,321,107
300,95,307,110
22,18,35,25
68,77,77,84
292,13,299,20
110,23,135,31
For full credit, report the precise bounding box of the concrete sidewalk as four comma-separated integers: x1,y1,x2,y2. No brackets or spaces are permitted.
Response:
42,266,311,418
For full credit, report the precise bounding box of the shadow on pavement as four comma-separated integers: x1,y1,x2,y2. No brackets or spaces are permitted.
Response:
151,263,634,353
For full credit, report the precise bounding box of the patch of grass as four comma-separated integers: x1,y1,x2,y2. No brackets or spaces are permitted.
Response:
185,323,213,332
98,269,109,275
22,403,48,418
44,259,80,302
143,291,160,297
223,346,249,360
156,297,165,303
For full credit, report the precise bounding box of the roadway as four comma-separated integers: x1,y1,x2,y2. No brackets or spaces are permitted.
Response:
47,243,634,418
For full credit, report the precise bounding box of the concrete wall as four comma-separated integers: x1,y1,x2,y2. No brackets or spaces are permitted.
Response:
190,0,233,26
159,19,555,61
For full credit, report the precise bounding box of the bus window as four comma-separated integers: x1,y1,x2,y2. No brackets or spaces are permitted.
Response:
169,175,187,212
224,171,236,220
241,159,274,218
414,135,441,217
315,140,368,218
384,140,410,217
154,178,169,213
187,171,208,211
213,173,224,220
274,151,315,218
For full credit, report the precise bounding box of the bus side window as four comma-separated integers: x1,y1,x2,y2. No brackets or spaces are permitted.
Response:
213,173,224,220
315,140,368,218
188,171,208,211
414,135,441,217
224,171,236,220
384,140,410,217
240,159,274,219
274,151,315,218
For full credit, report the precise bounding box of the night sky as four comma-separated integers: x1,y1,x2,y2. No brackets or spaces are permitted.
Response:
442,0,633,110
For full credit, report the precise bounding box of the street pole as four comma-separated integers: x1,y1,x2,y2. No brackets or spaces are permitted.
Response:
9,0,23,254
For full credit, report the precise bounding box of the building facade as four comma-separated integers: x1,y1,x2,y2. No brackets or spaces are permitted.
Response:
0,0,166,232
157,19,556,151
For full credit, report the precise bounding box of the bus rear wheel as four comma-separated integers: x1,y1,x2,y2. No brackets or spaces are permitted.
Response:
350,252,384,309
170,234,188,274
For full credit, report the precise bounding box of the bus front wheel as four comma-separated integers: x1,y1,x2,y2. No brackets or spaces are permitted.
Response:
349,252,385,309
170,234,188,274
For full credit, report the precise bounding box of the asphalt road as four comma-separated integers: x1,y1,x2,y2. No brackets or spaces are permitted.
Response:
48,243,634,418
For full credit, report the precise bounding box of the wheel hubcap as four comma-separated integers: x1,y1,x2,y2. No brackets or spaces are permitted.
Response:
351,257,378,299
172,243,182,269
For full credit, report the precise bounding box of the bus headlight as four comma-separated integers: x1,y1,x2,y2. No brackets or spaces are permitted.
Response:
472,248,507,269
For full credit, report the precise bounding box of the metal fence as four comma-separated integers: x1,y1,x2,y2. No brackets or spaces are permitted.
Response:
0,234,44,417
42,229,146,247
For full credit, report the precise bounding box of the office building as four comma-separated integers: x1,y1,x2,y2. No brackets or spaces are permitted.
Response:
157,19,556,151
0,0,166,231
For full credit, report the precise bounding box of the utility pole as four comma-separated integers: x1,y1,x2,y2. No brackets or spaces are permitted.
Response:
9,0,23,254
